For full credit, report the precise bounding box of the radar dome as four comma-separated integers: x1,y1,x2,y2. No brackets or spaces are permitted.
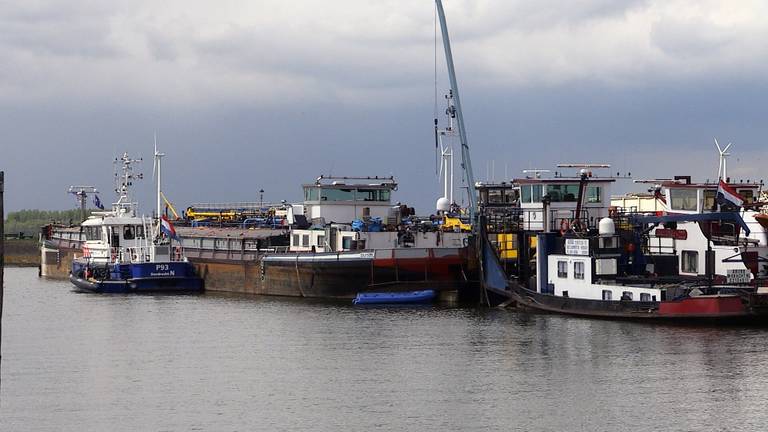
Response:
436,197,450,212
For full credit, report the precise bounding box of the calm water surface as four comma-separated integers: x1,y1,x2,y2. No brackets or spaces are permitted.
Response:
2,267,768,431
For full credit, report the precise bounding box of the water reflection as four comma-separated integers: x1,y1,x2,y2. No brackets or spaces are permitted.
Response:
3,268,768,431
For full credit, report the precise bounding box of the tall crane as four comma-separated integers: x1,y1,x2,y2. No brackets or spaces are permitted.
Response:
435,0,477,224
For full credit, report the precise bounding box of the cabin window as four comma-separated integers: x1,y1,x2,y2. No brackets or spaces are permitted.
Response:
302,234,310,247
640,293,651,302
356,189,381,201
521,185,543,203
342,236,353,250
488,189,503,204
292,234,299,247
322,188,355,201
739,190,754,204
317,235,325,248
670,189,698,211
586,186,601,203
574,261,585,280
704,190,717,211
602,290,612,300
547,184,579,202
682,250,698,273
304,187,320,201
123,225,135,240
621,291,633,301
84,226,102,241
110,227,120,247
557,260,568,278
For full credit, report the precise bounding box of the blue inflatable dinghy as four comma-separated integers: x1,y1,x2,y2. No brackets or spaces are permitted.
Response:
352,289,436,305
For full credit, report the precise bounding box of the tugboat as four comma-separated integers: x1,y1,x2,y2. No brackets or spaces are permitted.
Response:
69,151,203,293
477,164,768,322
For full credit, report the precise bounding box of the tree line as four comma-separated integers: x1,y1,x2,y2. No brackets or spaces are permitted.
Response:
4,209,94,237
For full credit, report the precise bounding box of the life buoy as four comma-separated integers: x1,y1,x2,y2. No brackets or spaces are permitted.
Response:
560,219,570,235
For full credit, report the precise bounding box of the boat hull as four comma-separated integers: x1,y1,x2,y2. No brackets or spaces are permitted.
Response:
507,282,768,323
70,260,204,294
353,290,437,305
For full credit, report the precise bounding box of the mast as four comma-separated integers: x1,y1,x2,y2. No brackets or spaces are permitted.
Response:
435,0,477,222
153,135,165,220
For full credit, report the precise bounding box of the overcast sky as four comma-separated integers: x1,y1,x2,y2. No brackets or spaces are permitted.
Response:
2,0,767,214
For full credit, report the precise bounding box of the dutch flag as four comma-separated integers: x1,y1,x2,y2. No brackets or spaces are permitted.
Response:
160,215,180,241
716,179,744,208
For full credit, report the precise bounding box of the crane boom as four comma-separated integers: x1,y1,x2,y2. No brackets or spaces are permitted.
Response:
435,0,477,223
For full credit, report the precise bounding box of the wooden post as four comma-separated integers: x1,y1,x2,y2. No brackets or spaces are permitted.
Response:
1,171,5,386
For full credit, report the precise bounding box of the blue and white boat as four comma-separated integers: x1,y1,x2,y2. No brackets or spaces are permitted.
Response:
69,151,203,293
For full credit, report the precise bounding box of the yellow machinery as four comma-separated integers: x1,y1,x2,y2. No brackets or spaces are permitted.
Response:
185,207,239,221
442,216,472,232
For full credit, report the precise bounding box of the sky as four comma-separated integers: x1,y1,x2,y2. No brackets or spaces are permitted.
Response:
2,0,768,214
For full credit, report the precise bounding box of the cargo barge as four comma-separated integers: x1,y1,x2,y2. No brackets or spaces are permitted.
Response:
41,175,477,301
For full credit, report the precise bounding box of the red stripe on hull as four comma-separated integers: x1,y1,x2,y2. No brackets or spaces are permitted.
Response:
659,295,745,317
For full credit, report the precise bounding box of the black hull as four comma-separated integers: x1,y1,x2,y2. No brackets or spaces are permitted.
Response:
69,273,204,294
506,283,768,324
259,249,477,300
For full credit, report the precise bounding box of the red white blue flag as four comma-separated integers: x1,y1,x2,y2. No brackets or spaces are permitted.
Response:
160,215,180,241
716,180,744,207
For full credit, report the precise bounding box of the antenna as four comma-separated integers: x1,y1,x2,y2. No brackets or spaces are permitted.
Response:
67,185,99,222
714,138,732,180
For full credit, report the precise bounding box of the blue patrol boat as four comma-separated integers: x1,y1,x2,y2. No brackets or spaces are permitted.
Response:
69,151,203,294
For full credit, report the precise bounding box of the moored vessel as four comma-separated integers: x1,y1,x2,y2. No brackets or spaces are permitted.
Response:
68,151,203,293
477,163,768,322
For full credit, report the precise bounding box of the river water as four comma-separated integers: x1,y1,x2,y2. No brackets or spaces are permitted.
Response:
2,267,768,431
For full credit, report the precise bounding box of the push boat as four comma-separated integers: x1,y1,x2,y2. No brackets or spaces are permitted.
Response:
477,165,768,322
69,152,203,293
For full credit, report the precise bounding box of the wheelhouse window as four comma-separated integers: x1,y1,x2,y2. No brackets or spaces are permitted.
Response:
356,189,388,202
547,184,579,202
703,189,717,211
321,188,355,201
670,188,698,211
304,187,320,201
557,260,568,278
586,186,601,203
123,225,136,240
84,226,102,241
739,189,755,204
520,185,543,203
682,250,698,273
574,261,585,280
